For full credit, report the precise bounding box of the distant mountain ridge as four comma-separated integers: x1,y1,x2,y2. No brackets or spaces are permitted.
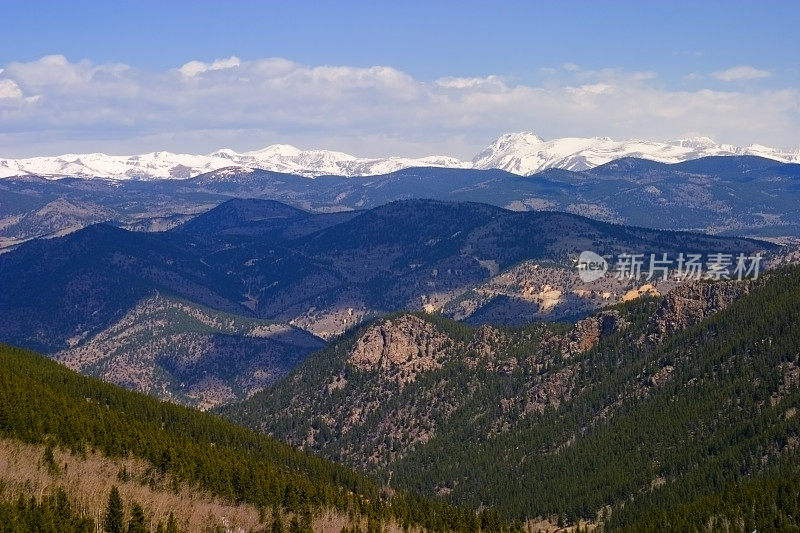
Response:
2,155,799,246
0,197,771,354
472,133,800,174
2,132,798,180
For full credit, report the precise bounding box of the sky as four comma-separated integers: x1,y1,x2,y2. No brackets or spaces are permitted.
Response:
1,0,799,158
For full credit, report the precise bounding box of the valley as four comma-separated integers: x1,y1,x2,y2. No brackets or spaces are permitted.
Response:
222,266,800,529
0,139,798,533
0,197,773,409
4,5,800,531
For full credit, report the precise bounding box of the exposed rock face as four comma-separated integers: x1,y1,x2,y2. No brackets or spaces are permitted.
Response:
649,365,675,387
525,366,576,415
440,261,679,328
621,283,661,302
568,309,629,355
467,324,504,360
563,279,753,353
649,280,752,340
348,315,452,383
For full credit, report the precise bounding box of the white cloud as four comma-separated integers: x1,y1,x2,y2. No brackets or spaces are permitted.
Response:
0,79,23,99
631,71,659,81
568,83,616,96
714,65,772,82
0,56,798,158
434,75,507,91
179,56,241,77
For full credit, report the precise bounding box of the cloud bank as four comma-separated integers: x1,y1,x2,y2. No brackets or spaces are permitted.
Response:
0,55,797,158
714,65,772,82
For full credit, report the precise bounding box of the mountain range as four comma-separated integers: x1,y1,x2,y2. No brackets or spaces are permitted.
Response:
2,132,799,180
0,198,772,408
2,134,800,531
2,155,798,249
1,187,799,531
3,264,800,532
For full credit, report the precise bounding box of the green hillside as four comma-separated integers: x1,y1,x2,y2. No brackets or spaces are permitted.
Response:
223,266,800,530
0,343,515,532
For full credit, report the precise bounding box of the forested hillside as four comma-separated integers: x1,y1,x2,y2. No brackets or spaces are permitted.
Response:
223,266,800,530
0,344,516,532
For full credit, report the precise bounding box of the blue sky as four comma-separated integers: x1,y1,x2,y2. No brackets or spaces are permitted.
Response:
1,1,798,157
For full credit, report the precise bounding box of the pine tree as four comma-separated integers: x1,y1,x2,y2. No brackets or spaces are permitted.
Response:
165,512,180,533
271,507,285,533
43,443,59,475
104,486,125,533
127,502,147,533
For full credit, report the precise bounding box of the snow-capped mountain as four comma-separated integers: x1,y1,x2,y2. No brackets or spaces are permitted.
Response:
1,133,798,180
471,132,800,175
0,151,230,181
0,146,469,180
209,144,470,177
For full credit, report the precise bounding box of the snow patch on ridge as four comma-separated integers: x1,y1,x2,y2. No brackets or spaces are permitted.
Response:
2,133,798,180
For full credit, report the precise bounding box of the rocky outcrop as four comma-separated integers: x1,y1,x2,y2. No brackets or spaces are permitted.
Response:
648,280,752,340
466,324,503,359
566,279,753,354
568,309,629,355
348,315,452,383
621,283,661,302
524,366,576,415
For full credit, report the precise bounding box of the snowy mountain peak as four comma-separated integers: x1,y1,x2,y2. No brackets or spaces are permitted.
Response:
471,133,800,175
499,132,545,145
0,144,467,180
669,136,718,148
1,133,798,180
243,144,304,157
209,148,239,159
473,132,544,159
